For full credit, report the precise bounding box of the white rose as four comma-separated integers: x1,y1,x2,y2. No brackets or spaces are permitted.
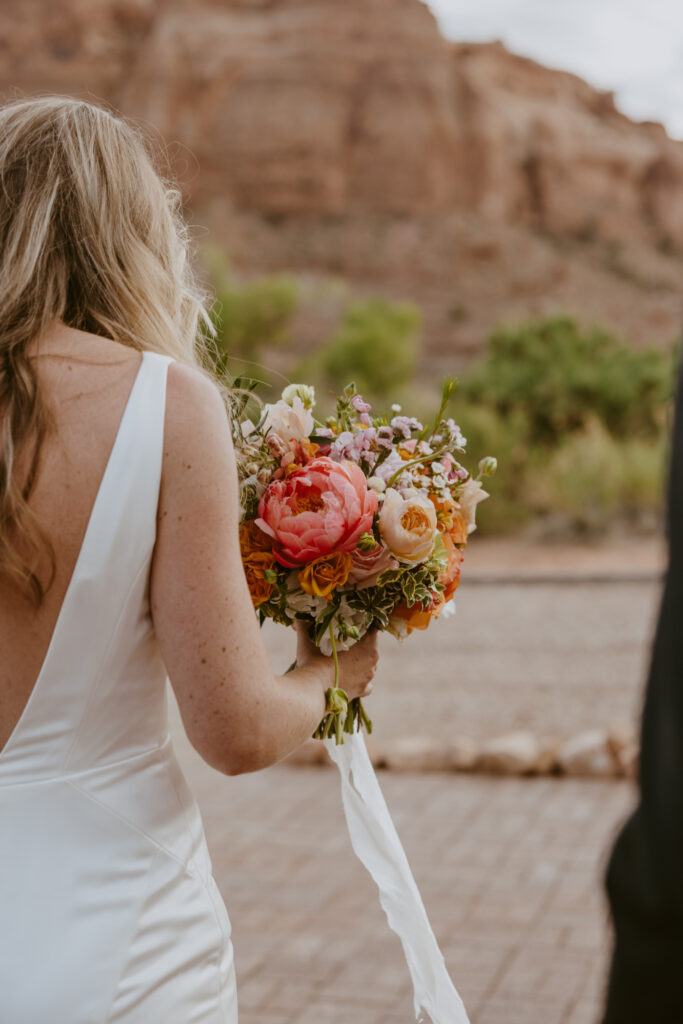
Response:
261,396,314,442
282,383,316,410
458,478,489,534
378,487,437,566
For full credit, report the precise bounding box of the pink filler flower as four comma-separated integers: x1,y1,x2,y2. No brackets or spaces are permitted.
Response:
255,457,378,568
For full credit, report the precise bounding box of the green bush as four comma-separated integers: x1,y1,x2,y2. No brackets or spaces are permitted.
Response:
462,316,674,444
311,298,420,400
205,251,299,385
454,401,667,536
529,419,666,532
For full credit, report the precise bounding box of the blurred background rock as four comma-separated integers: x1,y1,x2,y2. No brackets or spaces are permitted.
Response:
3,0,682,539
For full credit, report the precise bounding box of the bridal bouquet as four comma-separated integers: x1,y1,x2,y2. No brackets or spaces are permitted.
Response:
235,378,495,744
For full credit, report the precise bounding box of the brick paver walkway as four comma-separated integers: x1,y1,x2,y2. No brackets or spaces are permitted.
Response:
169,540,659,1022
172,710,634,1024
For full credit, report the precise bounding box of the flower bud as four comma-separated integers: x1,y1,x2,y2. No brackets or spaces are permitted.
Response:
366,476,386,493
325,687,349,714
478,456,498,477
282,383,316,410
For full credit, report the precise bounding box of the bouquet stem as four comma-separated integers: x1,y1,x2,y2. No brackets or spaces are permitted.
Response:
309,621,373,744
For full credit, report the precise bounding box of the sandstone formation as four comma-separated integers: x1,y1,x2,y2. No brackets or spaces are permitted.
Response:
1,0,682,355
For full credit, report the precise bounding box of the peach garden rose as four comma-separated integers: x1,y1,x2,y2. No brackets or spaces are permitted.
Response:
378,488,438,566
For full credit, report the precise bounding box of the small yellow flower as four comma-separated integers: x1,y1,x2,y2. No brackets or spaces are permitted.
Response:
298,551,353,601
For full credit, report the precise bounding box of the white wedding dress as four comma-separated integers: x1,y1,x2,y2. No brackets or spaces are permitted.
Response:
0,351,238,1023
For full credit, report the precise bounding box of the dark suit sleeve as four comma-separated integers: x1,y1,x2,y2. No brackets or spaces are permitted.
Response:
603,357,683,1022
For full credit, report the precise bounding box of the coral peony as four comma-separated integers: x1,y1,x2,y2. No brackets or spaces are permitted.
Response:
256,457,378,567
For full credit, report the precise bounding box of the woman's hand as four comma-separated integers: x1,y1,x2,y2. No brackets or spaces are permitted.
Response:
295,622,378,700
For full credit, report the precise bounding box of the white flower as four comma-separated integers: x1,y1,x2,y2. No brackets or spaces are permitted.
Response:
386,614,409,640
374,450,406,485
286,577,328,618
282,383,316,410
261,396,314,442
366,476,386,493
317,598,373,656
391,403,402,413
441,599,456,620
458,478,489,534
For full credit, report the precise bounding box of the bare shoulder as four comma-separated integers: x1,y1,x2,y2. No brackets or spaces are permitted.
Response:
159,362,238,529
163,362,232,471
165,361,228,432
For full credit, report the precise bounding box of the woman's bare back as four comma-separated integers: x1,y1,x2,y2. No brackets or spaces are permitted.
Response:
1,323,371,773
0,324,143,752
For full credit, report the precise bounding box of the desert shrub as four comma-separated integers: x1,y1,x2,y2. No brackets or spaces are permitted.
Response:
462,316,673,444
452,401,667,536
311,298,420,400
205,251,299,384
528,419,666,533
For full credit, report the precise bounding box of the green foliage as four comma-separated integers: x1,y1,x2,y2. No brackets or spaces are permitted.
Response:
452,316,676,535
530,419,666,533
454,399,667,535
462,316,673,444
206,250,299,385
312,298,420,400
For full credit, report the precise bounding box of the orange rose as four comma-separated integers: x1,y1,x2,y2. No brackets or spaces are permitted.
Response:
392,600,435,633
243,551,277,608
298,551,353,601
439,534,463,602
239,519,273,556
432,496,468,547
392,537,463,633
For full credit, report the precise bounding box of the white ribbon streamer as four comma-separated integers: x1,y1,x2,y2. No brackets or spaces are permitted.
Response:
325,729,470,1024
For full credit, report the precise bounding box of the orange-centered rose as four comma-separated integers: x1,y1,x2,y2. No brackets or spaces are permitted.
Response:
298,551,353,601
378,488,437,566
431,497,468,547
243,551,277,608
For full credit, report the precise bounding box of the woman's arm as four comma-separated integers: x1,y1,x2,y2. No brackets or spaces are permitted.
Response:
150,362,376,776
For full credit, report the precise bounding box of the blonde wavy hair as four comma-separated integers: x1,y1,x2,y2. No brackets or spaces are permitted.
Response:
0,95,218,605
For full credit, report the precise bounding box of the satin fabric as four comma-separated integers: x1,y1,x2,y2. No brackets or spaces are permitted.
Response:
326,732,470,1024
0,351,237,1023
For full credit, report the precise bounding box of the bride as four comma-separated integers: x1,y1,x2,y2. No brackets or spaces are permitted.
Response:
0,96,378,1023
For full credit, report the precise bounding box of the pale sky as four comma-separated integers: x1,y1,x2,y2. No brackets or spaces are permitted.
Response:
424,0,683,139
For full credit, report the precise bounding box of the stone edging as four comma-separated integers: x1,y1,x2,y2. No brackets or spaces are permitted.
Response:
286,723,638,779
